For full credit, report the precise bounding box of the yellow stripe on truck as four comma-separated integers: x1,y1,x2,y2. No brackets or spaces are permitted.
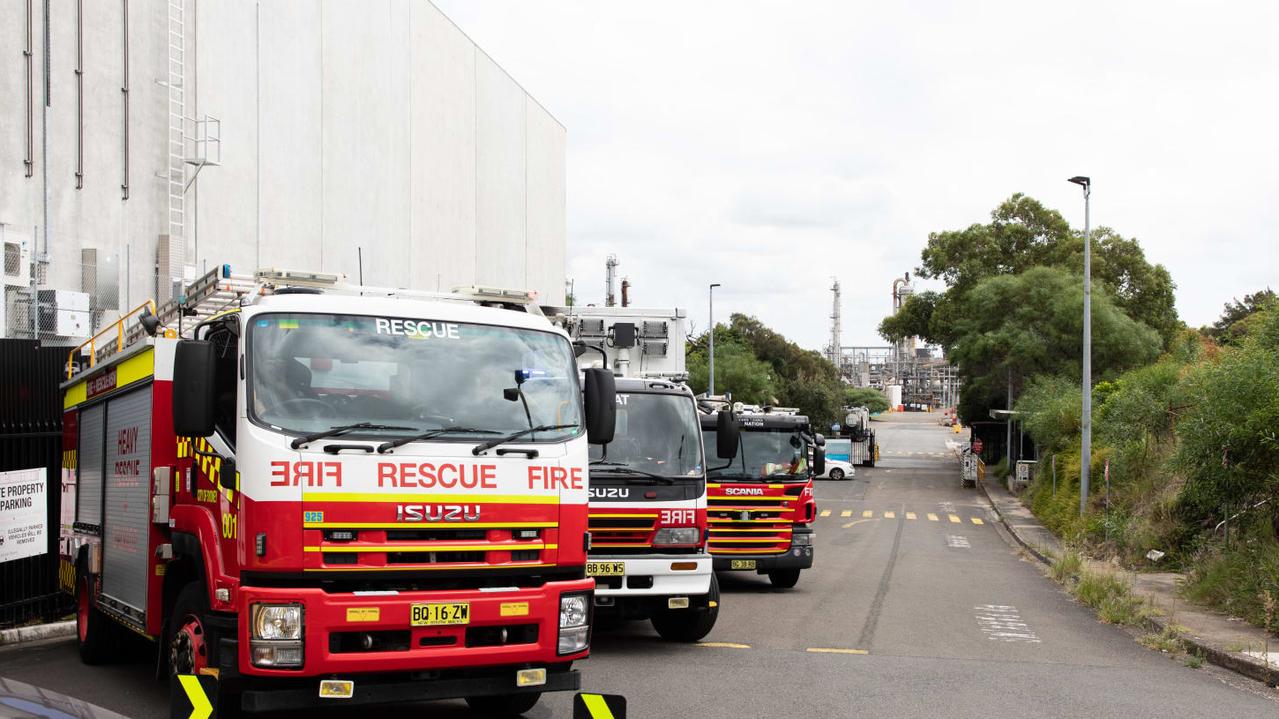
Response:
63,348,156,409
302,493,559,504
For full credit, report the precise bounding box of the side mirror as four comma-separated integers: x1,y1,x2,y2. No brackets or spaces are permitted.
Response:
814,432,826,447
219,456,238,492
812,446,826,476
583,368,616,445
716,409,739,459
173,340,216,438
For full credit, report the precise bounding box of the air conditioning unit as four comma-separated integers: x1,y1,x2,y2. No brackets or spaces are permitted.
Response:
3,240,30,287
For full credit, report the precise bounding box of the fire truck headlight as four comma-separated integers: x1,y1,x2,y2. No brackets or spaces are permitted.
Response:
251,603,304,640
653,527,699,546
791,533,813,546
558,593,591,655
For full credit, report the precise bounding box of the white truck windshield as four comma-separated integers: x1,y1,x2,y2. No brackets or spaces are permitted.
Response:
589,393,703,478
703,428,808,481
247,313,582,441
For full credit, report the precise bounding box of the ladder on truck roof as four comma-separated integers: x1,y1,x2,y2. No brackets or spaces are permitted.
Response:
66,264,257,379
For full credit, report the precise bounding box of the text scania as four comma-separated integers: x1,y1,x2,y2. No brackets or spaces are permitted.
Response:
724,487,765,496
374,318,460,339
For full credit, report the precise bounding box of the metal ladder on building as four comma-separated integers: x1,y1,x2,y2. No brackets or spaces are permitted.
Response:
166,0,185,251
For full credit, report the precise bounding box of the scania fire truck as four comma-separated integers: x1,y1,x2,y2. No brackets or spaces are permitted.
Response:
552,307,734,641
698,403,823,589
58,265,615,716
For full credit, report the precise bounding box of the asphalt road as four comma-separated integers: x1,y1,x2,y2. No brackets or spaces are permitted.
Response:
3,412,1277,718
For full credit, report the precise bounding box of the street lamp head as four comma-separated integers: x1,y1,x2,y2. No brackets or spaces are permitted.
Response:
709,283,721,290
1068,175,1091,188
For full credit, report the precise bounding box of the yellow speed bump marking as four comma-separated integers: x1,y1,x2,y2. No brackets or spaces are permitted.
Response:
906,512,917,520
948,514,962,523
862,510,873,518
971,517,984,525
927,513,939,522
806,647,869,655
819,509,831,517
840,510,853,518
884,511,895,519
696,641,751,649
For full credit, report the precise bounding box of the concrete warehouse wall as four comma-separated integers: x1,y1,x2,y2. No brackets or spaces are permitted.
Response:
0,0,566,340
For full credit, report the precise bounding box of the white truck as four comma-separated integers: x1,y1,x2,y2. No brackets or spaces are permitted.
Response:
549,306,730,642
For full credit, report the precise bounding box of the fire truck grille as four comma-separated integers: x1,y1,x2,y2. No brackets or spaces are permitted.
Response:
587,515,657,549
308,525,555,570
706,496,794,555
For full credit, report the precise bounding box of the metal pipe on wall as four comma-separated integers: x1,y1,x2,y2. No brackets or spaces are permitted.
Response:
121,0,130,201
24,0,34,177
76,0,84,189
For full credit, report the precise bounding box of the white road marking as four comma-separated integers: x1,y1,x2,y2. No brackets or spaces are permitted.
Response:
946,535,970,548
974,604,1040,643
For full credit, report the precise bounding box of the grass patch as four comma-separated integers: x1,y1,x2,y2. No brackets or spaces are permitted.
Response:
1183,532,1279,633
1139,625,1185,653
1184,653,1204,668
1050,550,1083,583
1075,570,1148,626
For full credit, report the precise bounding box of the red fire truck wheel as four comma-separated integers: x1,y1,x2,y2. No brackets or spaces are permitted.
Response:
75,575,112,665
168,584,210,676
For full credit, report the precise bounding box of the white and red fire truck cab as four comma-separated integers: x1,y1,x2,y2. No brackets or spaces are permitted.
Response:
59,266,615,715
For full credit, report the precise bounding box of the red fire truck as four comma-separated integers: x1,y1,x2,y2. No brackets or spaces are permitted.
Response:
58,266,615,716
553,307,735,642
697,404,823,588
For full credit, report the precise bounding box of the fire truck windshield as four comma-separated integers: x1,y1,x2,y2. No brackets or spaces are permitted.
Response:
702,428,809,481
246,313,582,441
588,393,703,478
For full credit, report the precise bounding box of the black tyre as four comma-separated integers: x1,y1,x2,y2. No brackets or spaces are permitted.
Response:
464,692,542,717
166,583,240,717
650,574,720,643
828,467,845,481
76,574,113,665
768,569,801,589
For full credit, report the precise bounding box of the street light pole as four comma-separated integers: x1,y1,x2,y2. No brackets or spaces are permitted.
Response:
708,283,722,396
1069,175,1092,516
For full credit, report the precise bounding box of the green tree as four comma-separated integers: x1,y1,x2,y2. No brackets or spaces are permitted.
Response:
686,334,776,405
1202,289,1275,345
844,386,890,414
948,267,1161,421
886,194,1180,350
727,314,846,429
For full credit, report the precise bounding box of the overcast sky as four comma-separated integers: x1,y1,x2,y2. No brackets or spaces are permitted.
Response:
435,0,1278,351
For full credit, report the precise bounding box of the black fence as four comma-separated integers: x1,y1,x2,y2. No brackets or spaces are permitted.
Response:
0,339,72,627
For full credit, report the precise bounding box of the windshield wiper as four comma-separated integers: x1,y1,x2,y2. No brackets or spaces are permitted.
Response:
291,422,417,449
589,464,676,485
472,424,578,456
377,427,500,454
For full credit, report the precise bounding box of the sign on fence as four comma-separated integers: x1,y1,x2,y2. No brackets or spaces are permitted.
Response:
0,468,47,564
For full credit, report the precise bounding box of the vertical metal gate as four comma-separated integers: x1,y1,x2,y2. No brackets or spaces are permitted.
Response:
0,339,72,627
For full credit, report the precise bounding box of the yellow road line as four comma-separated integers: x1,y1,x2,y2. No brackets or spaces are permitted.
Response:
948,514,961,523
862,510,873,518
841,518,878,529
884,511,895,519
806,647,869,655
696,642,751,649
927,513,939,522
819,509,831,517
905,512,917,520
840,510,853,518
971,517,984,525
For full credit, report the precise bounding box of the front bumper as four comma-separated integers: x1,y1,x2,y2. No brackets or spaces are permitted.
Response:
590,554,712,598
228,577,593,679
239,664,579,712
711,528,814,573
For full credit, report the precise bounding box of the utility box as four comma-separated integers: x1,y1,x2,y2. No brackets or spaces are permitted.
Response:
1012,460,1035,494
548,306,686,379
37,289,92,337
